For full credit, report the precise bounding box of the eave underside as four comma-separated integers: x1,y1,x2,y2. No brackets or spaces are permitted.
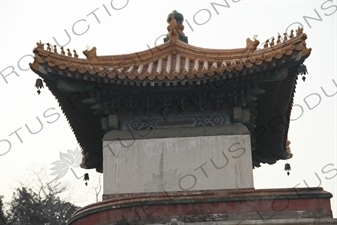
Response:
40,74,104,171
253,69,298,165
37,66,303,172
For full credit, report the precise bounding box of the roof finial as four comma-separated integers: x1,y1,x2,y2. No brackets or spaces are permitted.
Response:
296,26,303,36
164,10,188,43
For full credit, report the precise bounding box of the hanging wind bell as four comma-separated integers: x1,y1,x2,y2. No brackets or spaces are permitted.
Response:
35,78,44,94
84,173,89,186
284,163,291,176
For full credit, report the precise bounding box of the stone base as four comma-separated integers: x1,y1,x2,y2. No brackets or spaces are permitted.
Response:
67,187,335,225
164,218,337,224
103,125,253,195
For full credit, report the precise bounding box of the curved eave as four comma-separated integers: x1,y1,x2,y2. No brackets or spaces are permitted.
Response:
30,33,311,86
32,69,103,171
253,67,300,166
29,33,312,171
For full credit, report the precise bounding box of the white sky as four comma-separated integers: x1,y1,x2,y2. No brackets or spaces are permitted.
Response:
0,0,336,217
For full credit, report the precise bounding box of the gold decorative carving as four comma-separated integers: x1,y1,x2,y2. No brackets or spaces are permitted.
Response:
276,35,281,44
31,28,311,83
263,40,269,48
73,50,79,58
167,13,185,43
296,26,303,36
60,47,65,56
36,41,44,49
245,35,260,54
53,45,58,53
46,43,51,51
67,48,72,57
83,47,99,63
283,33,288,41
269,37,275,47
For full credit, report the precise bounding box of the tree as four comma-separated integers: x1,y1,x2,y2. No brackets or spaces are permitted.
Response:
1,165,104,225
1,169,80,225
4,184,79,225
0,196,7,225
88,173,102,203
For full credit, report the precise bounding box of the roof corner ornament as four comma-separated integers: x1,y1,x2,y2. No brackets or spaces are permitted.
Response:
276,34,282,44
164,10,188,44
83,47,99,63
269,37,275,47
53,45,58,53
245,35,260,55
67,48,72,57
73,50,79,58
263,39,269,48
283,33,288,41
46,43,51,51
60,46,66,56
296,26,304,36
35,40,44,50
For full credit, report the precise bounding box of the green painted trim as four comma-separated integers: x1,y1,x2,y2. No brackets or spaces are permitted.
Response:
252,68,288,82
56,79,86,92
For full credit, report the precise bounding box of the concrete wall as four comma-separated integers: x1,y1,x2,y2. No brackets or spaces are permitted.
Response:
103,126,253,195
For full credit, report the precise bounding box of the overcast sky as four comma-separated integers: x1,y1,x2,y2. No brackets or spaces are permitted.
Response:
0,0,336,217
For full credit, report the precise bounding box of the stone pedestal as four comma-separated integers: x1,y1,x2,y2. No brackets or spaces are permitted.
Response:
67,188,336,225
102,125,253,196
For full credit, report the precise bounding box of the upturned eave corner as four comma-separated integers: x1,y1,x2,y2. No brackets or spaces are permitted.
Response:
30,28,312,85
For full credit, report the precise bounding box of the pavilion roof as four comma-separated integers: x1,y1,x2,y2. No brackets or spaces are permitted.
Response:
29,11,312,171
30,30,310,87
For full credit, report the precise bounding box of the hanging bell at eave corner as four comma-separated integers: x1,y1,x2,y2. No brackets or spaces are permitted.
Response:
35,78,44,95
302,75,306,82
84,173,89,186
284,163,291,176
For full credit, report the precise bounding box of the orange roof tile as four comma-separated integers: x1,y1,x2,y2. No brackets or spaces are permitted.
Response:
30,28,311,86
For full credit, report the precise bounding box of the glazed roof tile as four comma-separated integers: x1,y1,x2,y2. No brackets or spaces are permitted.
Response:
31,30,311,86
